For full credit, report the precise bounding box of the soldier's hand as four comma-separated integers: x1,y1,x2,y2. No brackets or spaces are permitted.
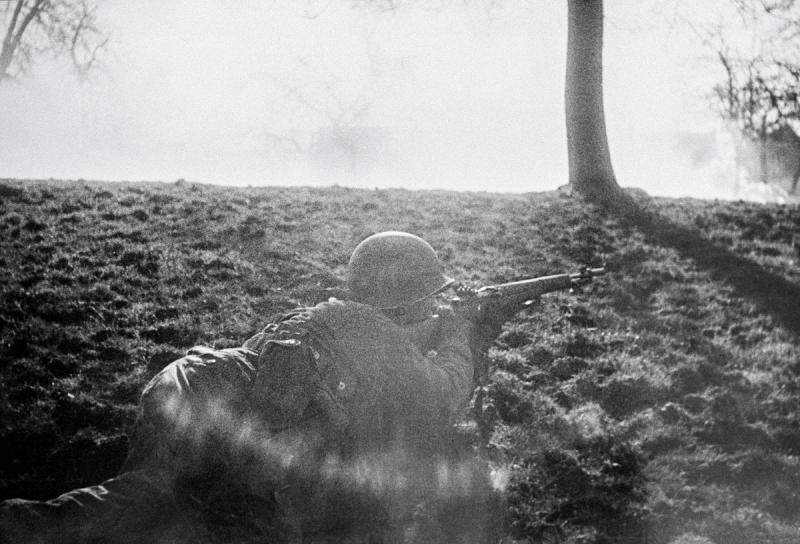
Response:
435,305,471,347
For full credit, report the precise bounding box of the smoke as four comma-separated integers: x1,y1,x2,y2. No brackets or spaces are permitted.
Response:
489,465,511,492
2,1,789,201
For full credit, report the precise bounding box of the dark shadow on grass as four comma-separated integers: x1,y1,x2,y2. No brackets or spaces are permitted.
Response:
600,190,800,337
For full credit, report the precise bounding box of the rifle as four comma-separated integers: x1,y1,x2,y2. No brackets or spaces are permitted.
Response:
403,266,606,360
448,267,607,440
450,266,607,323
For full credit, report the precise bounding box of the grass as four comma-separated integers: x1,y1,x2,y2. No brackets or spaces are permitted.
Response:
1,178,799,543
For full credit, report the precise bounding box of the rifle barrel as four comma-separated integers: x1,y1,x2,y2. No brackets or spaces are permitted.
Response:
478,273,573,297
477,267,605,297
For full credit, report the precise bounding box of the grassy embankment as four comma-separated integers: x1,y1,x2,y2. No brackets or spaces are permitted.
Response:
1,179,799,543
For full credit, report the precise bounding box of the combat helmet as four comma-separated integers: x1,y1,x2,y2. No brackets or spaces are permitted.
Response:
347,231,453,309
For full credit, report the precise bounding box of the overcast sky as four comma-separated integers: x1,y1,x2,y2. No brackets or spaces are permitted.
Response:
0,0,775,199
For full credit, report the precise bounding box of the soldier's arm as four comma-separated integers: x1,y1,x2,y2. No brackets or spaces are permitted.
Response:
434,306,474,403
405,306,474,414
123,346,259,473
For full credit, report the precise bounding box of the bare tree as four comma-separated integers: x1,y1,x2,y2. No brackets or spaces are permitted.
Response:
0,0,108,84
565,0,622,204
667,0,800,191
261,5,402,175
713,51,800,184
266,68,390,173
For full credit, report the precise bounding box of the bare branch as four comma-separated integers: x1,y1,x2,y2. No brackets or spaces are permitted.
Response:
0,0,28,80
1,0,107,83
262,129,309,155
11,0,46,46
4,0,24,47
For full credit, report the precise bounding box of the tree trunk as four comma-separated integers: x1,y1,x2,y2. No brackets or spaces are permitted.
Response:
1,21,16,83
565,0,621,203
0,46,12,83
759,130,768,184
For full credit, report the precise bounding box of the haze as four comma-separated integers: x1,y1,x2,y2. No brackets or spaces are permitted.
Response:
0,1,773,200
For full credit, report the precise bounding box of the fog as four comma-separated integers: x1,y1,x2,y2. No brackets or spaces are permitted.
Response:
1,1,791,201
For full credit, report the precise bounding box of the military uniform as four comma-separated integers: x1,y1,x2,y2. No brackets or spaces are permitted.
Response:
0,299,476,544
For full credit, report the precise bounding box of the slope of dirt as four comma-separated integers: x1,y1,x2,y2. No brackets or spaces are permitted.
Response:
1,179,799,543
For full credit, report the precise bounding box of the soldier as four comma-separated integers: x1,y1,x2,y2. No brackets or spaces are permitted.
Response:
1,231,493,544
